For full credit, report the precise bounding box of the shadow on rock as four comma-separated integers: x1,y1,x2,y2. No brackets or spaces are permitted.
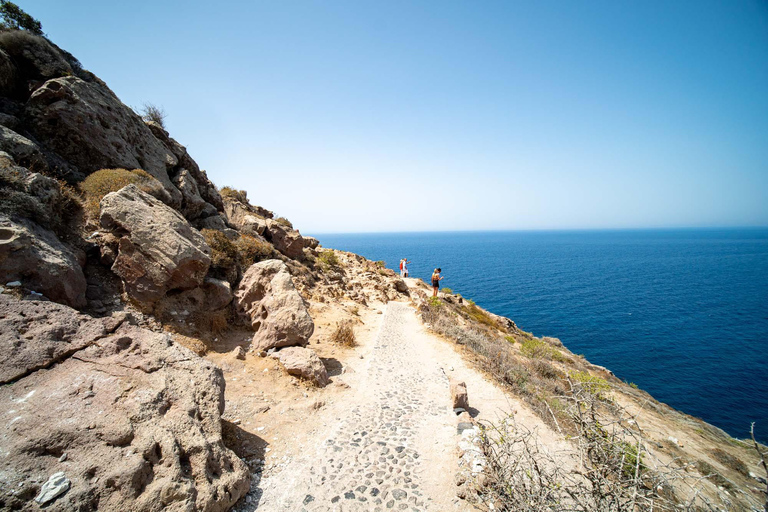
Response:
321,357,344,377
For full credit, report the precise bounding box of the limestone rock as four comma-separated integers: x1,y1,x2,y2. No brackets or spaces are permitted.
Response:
202,277,234,310
0,296,250,511
275,346,329,387
99,185,211,303
450,379,469,411
0,215,86,308
264,219,305,259
224,198,267,236
24,77,183,206
235,259,314,352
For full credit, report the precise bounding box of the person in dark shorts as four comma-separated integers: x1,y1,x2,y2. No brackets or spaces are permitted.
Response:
431,268,443,297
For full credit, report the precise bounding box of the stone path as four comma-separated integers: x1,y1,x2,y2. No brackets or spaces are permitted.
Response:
251,301,463,511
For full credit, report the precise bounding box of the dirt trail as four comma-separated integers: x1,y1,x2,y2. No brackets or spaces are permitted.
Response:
247,301,520,511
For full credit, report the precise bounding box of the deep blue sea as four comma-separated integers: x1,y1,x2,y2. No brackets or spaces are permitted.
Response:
313,229,768,442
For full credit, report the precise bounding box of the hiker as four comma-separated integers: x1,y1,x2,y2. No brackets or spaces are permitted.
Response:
402,258,411,278
431,268,443,297
399,258,405,277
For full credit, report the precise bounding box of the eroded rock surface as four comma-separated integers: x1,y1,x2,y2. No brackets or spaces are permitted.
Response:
264,219,305,259
0,215,86,308
99,185,211,303
235,259,314,352
0,296,250,511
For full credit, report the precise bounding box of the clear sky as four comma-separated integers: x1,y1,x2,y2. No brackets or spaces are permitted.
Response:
23,1,768,233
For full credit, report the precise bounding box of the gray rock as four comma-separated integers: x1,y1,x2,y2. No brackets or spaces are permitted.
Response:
275,346,329,387
235,259,314,352
0,124,49,172
0,215,87,308
393,279,409,294
34,471,70,504
172,168,208,219
25,77,183,206
202,277,234,310
303,236,320,249
264,219,305,259
99,185,211,303
0,295,250,511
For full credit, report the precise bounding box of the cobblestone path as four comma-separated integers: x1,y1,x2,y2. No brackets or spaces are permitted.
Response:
254,302,458,511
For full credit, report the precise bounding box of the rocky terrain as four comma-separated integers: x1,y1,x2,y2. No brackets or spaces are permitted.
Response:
1,26,766,512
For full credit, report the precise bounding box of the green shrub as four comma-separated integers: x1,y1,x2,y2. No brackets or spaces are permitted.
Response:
235,234,272,266
569,371,611,396
79,168,159,220
0,2,43,34
520,337,566,361
375,260,386,268
441,287,453,294
318,250,339,267
201,229,238,269
219,186,248,203
465,303,497,328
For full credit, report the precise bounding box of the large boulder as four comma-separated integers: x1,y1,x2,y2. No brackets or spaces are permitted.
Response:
0,214,86,308
0,296,250,511
264,219,305,259
0,125,49,173
235,259,314,352
274,346,329,387
172,168,207,220
24,77,183,206
223,198,267,236
99,185,211,303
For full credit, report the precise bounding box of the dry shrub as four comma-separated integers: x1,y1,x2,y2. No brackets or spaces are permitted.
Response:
465,303,497,328
318,250,339,267
202,228,237,269
709,448,749,477
172,334,207,356
79,168,159,220
330,321,356,347
200,309,229,334
274,216,293,229
140,102,166,128
235,234,272,266
219,186,248,203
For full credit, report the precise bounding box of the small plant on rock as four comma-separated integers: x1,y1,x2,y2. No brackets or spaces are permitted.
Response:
274,216,293,229
318,250,339,267
235,234,272,267
201,229,238,270
441,287,453,294
139,102,166,129
219,186,248,203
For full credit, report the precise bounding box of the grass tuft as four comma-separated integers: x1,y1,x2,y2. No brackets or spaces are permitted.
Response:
330,321,356,347
79,168,159,220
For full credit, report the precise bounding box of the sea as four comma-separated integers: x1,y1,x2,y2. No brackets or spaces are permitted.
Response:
312,229,768,443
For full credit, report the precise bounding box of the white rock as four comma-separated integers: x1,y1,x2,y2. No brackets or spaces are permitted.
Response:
34,472,70,504
6,281,21,287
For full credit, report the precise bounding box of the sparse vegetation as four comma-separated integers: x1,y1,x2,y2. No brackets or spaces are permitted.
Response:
441,287,453,294
0,1,43,35
219,186,248,203
235,234,272,266
202,229,238,270
569,370,611,397
464,302,497,328
330,321,356,347
79,168,160,221
139,102,167,129
374,260,386,268
274,216,293,229
318,250,339,267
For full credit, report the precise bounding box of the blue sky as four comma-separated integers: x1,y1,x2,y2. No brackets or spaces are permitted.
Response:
24,1,768,233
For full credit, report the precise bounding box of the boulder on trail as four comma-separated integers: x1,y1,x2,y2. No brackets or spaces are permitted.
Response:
274,346,330,387
393,278,409,294
24,76,183,206
0,214,86,308
450,379,470,411
235,259,314,352
99,185,211,304
0,296,250,511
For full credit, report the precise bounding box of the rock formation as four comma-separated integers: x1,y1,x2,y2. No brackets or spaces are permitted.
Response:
274,346,330,387
0,296,250,510
235,259,314,352
99,185,211,303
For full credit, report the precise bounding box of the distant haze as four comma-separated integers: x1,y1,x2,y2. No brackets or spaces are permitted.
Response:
29,1,768,233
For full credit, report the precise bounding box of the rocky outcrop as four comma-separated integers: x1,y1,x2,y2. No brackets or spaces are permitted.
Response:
99,185,211,303
24,77,182,206
264,219,305,259
0,124,49,173
235,259,314,352
0,215,86,308
0,296,250,511
274,346,329,387
303,236,320,249
223,198,267,237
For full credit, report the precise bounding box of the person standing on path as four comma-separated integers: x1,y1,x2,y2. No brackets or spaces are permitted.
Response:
431,268,443,297
402,258,411,278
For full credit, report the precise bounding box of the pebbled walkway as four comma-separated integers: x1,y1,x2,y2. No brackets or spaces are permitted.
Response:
252,301,461,511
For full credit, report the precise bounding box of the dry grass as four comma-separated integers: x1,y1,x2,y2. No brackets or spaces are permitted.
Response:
235,234,273,266
79,168,160,221
202,228,238,269
274,216,293,229
219,186,248,203
330,321,356,347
